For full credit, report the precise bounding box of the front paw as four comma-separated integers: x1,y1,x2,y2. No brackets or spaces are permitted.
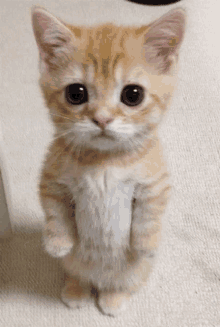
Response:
42,220,75,258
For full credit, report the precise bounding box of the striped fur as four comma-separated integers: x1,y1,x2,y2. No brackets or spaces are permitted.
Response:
32,6,186,316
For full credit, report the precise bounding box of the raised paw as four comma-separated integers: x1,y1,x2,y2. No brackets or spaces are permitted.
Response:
42,220,74,258
61,276,93,309
98,291,131,317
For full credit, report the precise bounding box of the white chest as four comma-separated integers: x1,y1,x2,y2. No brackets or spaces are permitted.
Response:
66,167,135,250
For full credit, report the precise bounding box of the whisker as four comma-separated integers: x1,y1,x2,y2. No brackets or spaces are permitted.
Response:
47,136,74,169
73,142,81,160
50,113,75,123
52,129,73,141
51,122,73,126
74,139,86,161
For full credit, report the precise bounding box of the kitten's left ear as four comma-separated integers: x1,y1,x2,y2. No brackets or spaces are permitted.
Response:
32,6,76,69
142,8,186,74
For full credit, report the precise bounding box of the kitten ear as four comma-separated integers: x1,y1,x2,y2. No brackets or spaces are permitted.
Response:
143,8,186,73
31,6,75,69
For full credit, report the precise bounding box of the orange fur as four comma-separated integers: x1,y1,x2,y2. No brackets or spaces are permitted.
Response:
32,6,186,316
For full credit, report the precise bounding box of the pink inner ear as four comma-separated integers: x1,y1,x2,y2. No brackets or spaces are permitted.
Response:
35,11,51,32
33,10,74,69
144,9,185,56
143,35,177,74
33,12,52,60
143,12,185,74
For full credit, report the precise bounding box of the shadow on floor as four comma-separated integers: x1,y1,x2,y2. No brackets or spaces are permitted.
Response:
0,230,64,302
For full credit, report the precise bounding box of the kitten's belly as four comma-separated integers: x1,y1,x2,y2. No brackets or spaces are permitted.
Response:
72,175,135,267
60,168,139,290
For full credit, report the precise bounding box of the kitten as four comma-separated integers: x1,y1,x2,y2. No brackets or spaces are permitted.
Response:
32,6,186,316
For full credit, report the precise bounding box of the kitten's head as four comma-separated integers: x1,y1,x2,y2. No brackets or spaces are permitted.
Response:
32,6,186,154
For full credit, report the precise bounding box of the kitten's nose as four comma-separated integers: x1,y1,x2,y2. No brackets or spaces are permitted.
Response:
92,116,114,129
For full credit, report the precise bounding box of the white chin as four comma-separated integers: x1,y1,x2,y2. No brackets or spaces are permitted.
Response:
90,137,118,151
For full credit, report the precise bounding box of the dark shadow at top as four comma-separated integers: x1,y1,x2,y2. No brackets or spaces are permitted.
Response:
126,0,182,5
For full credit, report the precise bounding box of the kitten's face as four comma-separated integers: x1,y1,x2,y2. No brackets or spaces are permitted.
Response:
32,7,186,153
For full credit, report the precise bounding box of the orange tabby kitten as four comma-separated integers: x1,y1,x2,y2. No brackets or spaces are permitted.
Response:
32,6,186,316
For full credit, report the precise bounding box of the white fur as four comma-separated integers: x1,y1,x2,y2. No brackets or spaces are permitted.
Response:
70,167,134,250
59,165,140,290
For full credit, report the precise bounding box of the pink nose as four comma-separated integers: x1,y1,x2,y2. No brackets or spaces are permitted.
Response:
92,116,114,129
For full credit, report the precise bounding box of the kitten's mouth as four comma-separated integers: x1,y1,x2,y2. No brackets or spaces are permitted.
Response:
93,132,115,141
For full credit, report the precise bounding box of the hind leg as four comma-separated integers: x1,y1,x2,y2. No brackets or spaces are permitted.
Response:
61,275,93,309
97,256,153,316
98,290,132,316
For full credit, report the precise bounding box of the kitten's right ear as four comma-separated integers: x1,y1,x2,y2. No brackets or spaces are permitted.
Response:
31,6,75,69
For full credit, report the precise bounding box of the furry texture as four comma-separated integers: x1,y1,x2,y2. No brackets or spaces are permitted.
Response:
32,6,186,316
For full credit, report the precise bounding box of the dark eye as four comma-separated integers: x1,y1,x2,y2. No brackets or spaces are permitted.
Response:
121,84,144,107
65,83,88,105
